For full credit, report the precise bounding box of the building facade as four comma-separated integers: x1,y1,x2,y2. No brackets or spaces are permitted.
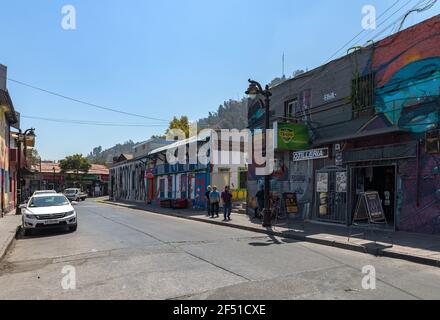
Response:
247,15,440,235
0,64,19,215
25,162,109,198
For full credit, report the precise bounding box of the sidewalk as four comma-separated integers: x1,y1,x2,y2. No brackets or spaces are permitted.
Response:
99,199,440,267
0,212,21,261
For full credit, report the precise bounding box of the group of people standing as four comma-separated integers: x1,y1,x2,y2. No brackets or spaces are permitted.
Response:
205,185,233,221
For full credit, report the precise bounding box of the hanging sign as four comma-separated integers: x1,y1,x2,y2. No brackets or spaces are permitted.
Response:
273,122,310,151
293,148,329,162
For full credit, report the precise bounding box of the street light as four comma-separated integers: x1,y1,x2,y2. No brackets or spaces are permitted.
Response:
53,166,56,191
245,79,273,228
16,128,36,215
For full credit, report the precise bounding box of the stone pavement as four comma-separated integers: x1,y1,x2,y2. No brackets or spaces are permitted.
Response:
0,212,21,261
98,199,440,267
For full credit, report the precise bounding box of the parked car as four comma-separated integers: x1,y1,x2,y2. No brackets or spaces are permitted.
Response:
20,194,78,236
33,190,57,196
64,188,87,202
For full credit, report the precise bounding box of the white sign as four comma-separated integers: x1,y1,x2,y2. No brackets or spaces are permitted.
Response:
324,92,337,102
316,173,328,193
293,148,329,162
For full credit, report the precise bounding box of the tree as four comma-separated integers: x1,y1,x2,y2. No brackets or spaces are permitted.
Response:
60,154,92,189
26,148,41,168
166,116,190,138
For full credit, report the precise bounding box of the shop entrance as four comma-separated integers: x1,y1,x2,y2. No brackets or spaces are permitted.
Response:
351,165,396,227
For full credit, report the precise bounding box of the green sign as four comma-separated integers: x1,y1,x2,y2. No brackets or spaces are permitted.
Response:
274,122,309,151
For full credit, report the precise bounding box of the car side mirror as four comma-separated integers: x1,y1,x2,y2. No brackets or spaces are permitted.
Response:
19,204,27,209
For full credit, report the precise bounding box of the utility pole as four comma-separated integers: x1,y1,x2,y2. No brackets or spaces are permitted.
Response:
246,79,273,228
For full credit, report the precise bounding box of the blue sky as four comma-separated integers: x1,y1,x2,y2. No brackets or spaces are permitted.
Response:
1,0,439,160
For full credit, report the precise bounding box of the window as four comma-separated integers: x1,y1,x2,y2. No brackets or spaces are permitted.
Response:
352,73,375,118
284,97,298,119
426,130,440,154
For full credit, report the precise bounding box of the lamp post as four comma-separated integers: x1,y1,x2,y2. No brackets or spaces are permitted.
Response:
245,79,273,228
16,128,36,215
52,166,56,191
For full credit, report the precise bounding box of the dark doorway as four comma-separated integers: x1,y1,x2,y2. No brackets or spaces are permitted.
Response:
352,165,396,227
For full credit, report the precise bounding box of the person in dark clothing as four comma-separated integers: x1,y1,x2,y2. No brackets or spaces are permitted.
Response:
205,185,212,217
221,186,233,221
255,186,265,219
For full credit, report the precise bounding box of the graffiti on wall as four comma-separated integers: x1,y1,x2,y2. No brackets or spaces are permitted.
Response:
367,15,440,234
371,15,440,133
398,152,440,234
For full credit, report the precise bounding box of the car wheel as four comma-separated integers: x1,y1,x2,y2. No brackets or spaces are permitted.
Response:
69,225,78,232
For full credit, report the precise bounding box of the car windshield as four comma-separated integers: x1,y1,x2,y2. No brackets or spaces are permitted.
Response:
65,189,77,194
29,195,70,208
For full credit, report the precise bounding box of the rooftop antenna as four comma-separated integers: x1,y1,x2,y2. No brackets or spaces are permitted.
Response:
282,52,285,78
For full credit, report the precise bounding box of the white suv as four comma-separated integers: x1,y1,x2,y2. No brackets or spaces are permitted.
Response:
21,194,78,236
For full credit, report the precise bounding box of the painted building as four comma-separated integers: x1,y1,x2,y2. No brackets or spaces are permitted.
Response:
248,15,440,235
148,130,248,209
109,138,173,202
0,64,19,215
25,162,109,198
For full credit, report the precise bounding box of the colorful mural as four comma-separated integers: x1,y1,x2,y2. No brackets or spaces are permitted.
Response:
371,15,440,234
371,15,440,133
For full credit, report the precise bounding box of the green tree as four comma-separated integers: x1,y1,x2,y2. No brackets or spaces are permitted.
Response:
166,116,190,138
60,154,92,189
26,148,41,168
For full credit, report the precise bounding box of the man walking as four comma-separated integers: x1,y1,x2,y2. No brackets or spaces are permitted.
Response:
205,185,212,217
210,186,220,218
221,186,233,221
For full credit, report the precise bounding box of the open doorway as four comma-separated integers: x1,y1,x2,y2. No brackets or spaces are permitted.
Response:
351,165,396,227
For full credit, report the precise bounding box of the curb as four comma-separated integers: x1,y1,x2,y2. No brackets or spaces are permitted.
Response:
97,200,440,268
0,225,20,262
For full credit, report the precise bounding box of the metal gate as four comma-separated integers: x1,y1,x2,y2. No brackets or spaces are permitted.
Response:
313,166,348,224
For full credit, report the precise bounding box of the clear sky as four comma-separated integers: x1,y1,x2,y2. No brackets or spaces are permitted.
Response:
1,0,439,160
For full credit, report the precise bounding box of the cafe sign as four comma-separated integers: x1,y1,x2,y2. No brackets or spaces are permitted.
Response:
293,147,329,162
273,122,309,151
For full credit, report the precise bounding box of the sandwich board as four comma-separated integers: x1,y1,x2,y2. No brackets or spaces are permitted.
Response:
353,191,387,225
283,193,298,215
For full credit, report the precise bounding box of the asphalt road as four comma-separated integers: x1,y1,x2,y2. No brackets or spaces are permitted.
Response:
0,200,439,300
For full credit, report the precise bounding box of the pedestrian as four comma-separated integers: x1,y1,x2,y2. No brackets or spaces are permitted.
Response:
255,185,265,219
205,185,212,217
221,186,233,221
210,186,220,218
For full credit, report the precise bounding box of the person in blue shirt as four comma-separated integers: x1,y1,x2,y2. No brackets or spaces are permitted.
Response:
209,186,220,218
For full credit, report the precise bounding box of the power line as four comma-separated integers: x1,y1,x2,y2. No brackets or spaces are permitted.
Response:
324,0,403,64
364,0,433,44
2,76,170,122
296,0,422,92
21,115,169,128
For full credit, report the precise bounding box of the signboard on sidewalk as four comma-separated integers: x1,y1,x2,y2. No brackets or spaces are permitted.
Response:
353,191,387,224
283,193,298,215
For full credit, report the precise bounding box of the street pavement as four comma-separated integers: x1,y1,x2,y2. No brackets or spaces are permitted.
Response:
0,200,439,300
